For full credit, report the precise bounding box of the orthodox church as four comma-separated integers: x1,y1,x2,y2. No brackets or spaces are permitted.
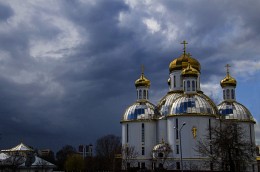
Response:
121,41,257,171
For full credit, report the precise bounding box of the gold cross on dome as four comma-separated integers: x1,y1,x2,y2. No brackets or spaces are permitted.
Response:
181,40,188,54
225,64,231,75
141,65,144,74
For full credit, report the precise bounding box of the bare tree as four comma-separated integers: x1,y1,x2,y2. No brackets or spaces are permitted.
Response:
56,145,76,170
95,134,121,171
121,144,138,170
196,121,255,172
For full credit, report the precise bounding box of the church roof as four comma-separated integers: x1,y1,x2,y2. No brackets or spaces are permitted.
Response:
169,93,218,116
218,101,255,122
122,100,157,122
153,141,171,152
135,72,150,88
157,92,183,116
181,62,199,77
0,153,10,160
220,65,237,88
19,156,56,167
2,143,33,152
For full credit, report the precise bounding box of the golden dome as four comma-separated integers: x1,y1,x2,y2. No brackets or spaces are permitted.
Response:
220,74,236,87
169,53,201,73
220,64,237,88
135,72,150,88
181,62,199,77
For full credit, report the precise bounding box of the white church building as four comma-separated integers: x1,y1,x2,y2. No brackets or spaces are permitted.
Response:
121,41,257,171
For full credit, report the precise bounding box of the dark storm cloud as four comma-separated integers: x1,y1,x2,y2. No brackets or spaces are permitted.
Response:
147,0,260,84
0,2,13,22
0,0,134,150
0,0,259,151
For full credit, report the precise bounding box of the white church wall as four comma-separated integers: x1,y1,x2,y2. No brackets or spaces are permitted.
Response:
144,122,157,157
167,116,216,158
237,122,256,145
122,121,156,169
166,118,175,155
122,124,126,144
157,118,167,143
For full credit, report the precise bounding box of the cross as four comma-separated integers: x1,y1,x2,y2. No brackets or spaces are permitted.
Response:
192,127,197,138
181,40,188,54
225,64,231,75
161,138,164,143
141,65,144,74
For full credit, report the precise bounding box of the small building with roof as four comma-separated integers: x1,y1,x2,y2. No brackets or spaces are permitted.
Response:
121,41,257,171
0,142,56,172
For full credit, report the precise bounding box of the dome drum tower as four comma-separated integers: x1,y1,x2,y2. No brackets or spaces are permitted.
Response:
121,69,157,170
217,65,256,170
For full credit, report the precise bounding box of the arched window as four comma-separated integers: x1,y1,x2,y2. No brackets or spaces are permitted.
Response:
192,80,195,91
175,118,179,139
183,81,186,91
158,152,164,158
227,89,230,99
139,90,142,99
231,89,235,99
187,80,190,91
142,123,145,142
143,90,146,99
223,90,226,99
198,76,200,89
174,75,176,88
127,124,129,143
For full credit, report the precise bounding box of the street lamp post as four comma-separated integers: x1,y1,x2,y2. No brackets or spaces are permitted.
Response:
179,122,186,172
174,122,186,171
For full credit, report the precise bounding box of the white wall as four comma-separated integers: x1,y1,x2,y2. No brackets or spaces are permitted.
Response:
157,118,167,143
167,116,216,158
122,121,156,169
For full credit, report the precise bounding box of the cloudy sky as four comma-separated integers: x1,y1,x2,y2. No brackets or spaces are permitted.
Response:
0,0,259,152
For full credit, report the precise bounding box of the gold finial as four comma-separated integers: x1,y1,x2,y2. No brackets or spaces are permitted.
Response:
135,65,150,88
225,64,231,76
220,64,236,88
181,40,188,55
187,61,191,68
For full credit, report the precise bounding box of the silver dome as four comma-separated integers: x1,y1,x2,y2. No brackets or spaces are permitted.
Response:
170,94,218,116
122,101,157,121
153,142,171,152
218,101,254,122
157,92,183,116
152,141,171,159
